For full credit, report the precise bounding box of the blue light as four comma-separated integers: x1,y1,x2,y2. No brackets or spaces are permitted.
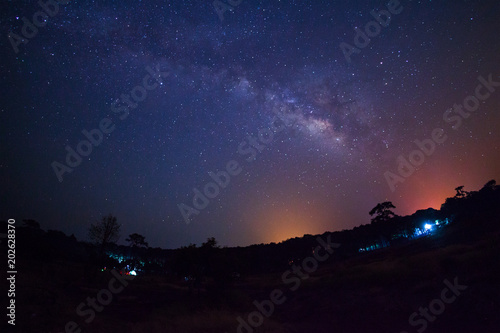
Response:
424,223,433,230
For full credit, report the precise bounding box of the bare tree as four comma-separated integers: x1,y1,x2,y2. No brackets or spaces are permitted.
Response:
89,214,121,253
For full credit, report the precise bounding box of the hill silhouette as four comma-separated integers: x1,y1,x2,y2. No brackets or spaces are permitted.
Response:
2,179,499,332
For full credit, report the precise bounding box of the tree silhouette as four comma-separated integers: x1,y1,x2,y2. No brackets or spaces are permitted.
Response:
88,214,120,253
454,186,469,198
369,201,396,225
480,179,496,192
126,233,148,248
202,237,218,249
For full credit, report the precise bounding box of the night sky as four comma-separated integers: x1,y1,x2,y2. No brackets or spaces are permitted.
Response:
1,0,499,249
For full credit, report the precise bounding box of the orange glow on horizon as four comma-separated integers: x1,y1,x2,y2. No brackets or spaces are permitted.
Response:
394,177,456,216
253,206,327,244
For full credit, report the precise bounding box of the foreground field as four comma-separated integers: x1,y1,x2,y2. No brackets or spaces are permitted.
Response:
15,227,500,333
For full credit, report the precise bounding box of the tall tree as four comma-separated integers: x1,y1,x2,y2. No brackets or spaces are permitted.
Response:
369,201,396,225
89,214,121,253
126,233,148,248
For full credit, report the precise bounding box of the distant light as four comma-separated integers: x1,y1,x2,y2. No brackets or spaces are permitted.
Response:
130,270,137,276
424,223,432,230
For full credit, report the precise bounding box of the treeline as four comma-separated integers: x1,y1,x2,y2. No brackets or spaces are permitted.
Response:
3,179,499,281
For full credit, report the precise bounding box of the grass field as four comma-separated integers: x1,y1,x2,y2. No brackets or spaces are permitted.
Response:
14,227,500,333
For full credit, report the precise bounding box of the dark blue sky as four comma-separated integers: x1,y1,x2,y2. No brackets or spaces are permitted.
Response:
1,0,499,248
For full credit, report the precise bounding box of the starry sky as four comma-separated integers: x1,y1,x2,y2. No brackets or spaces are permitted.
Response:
1,0,499,249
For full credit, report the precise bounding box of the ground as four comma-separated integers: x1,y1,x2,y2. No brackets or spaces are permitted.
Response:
15,226,500,333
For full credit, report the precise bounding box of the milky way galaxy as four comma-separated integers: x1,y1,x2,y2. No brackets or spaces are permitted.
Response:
1,0,499,248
